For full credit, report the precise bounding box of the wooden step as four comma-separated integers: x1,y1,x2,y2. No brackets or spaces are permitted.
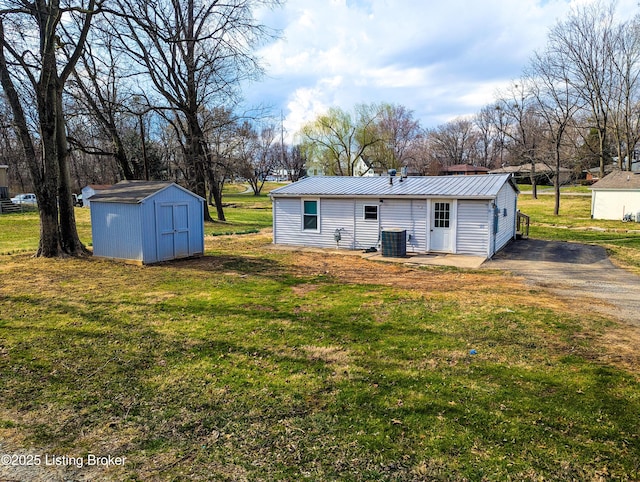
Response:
0,199,22,214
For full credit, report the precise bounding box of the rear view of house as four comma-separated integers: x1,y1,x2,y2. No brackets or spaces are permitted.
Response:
270,174,519,259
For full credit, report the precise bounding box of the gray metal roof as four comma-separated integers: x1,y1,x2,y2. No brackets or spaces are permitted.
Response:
90,181,201,204
270,174,517,199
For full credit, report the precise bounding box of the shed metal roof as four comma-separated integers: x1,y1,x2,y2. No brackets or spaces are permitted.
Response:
90,180,203,204
591,170,640,190
270,174,517,199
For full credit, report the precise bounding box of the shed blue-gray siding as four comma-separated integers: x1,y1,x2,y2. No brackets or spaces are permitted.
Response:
90,183,204,264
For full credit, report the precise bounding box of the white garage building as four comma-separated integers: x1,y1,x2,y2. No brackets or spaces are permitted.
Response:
270,174,519,259
591,171,640,221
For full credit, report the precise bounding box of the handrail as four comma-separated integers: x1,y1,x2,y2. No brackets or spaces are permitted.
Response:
517,211,530,239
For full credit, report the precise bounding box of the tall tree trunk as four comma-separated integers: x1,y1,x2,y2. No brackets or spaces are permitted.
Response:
0,0,96,258
55,90,86,255
36,68,64,257
598,128,606,179
186,114,214,222
530,161,538,199
554,147,561,216
210,177,225,221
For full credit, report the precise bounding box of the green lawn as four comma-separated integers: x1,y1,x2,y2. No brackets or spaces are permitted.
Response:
207,183,275,236
1,187,640,480
0,185,279,252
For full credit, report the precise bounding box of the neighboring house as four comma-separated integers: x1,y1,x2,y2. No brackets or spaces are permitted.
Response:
306,163,326,177
489,163,572,185
584,165,616,183
306,156,378,177
0,165,18,213
591,170,640,221
90,181,204,264
270,174,519,259
82,184,112,208
441,164,490,176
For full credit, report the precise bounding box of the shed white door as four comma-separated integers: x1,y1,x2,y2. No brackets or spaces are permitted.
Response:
430,200,453,252
157,203,190,260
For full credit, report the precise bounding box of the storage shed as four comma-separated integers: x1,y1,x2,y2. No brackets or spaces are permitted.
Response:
270,174,519,259
591,170,640,220
90,181,205,264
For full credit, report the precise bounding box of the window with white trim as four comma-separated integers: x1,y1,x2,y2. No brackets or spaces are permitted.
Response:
363,204,378,220
303,200,319,231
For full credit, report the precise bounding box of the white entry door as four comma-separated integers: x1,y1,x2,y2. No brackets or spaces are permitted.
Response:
430,200,453,252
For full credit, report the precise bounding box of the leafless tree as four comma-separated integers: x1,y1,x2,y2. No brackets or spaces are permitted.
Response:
279,144,307,182
237,121,277,195
474,105,508,169
66,25,142,181
494,80,545,198
528,48,582,214
547,1,617,179
426,118,479,170
0,0,100,256
108,0,281,220
608,15,640,171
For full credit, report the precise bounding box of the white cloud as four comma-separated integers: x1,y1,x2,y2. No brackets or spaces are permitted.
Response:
247,0,640,139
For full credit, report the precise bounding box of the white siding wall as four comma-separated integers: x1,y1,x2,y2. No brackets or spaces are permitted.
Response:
494,183,518,254
456,201,490,256
273,198,301,245
322,199,356,248
410,201,428,252
379,199,427,252
273,198,355,248
592,190,640,220
354,199,381,249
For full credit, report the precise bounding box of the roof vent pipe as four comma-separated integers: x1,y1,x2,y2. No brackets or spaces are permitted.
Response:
388,169,396,185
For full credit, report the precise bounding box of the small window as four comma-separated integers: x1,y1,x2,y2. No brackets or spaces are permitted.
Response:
434,202,450,228
364,205,378,220
303,200,318,231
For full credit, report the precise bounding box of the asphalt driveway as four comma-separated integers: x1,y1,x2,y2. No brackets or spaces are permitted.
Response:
484,239,640,326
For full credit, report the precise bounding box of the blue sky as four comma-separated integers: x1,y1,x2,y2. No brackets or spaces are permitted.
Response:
246,0,639,143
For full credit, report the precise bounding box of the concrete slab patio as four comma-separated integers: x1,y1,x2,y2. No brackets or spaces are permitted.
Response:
361,251,486,269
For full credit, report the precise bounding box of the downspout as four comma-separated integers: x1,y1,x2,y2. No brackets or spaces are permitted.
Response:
491,201,497,258
271,195,277,244
353,200,356,249
513,193,518,240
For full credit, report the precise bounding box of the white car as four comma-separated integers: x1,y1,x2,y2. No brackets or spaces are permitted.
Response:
11,193,37,205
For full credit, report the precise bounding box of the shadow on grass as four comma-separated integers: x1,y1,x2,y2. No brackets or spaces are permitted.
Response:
151,253,284,276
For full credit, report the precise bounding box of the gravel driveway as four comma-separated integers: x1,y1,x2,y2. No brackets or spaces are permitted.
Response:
484,239,640,326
